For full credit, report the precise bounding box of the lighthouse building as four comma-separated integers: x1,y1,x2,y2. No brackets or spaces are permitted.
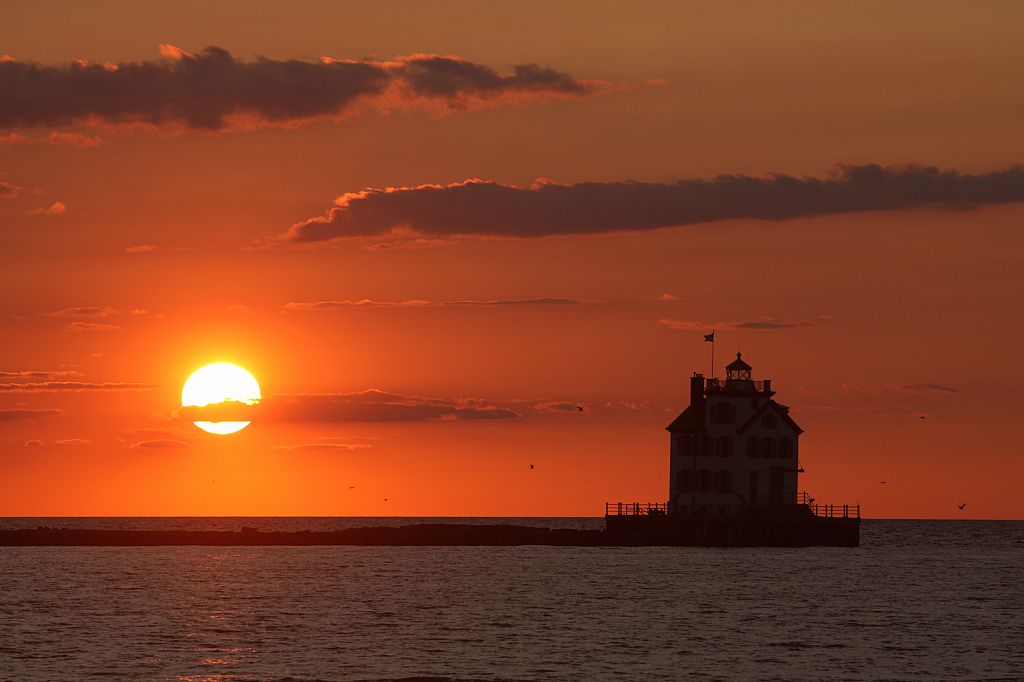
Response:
667,353,803,514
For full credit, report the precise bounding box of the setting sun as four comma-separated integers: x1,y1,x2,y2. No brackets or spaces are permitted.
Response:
181,363,261,434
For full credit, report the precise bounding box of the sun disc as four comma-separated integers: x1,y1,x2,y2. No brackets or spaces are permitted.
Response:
182,363,260,434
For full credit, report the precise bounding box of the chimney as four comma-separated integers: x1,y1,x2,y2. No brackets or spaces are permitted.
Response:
691,374,705,410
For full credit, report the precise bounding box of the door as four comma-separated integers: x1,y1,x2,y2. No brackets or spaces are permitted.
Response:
769,466,784,505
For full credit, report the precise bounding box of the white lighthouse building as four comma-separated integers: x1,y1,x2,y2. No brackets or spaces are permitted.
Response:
667,353,803,514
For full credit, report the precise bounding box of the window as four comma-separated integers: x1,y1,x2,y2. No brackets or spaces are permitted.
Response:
764,437,776,459
710,403,736,424
717,436,733,457
700,469,711,493
747,437,758,458
763,414,778,429
677,434,691,456
779,437,793,459
676,469,692,492
718,469,731,493
700,435,712,456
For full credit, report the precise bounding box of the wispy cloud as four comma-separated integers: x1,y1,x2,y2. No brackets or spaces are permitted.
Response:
271,443,371,452
24,439,44,447
0,47,616,133
41,306,121,318
130,439,187,449
0,370,84,379
178,389,519,423
887,382,966,394
56,438,91,445
0,408,62,421
63,322,121,332
842,384,884,395
660,317,822,332
0,132,104,150
0,382,156,392
277,164,1024,245
0,180,39,199
125,244,193,252
533,401,581,413
285,297,589,310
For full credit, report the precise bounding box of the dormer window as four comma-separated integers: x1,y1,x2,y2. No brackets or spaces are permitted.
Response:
763,414,777,429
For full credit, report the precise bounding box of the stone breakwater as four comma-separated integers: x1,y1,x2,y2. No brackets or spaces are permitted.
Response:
0,524,604,547
0,515,859,547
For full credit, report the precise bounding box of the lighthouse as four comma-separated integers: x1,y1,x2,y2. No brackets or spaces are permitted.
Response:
666,353,803,515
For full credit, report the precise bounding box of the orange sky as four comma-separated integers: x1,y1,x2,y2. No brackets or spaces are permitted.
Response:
1,2,1022,519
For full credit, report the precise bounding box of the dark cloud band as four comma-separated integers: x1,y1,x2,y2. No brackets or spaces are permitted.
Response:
0,47,611,132
280,164,1024,244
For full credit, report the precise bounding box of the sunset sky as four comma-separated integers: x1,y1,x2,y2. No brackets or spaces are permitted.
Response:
2,1,1022,519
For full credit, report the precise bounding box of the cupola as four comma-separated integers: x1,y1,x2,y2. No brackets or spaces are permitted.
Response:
726,352,753,389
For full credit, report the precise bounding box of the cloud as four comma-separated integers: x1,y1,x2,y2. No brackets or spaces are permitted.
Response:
796,387,829,397
533,401,581,413
796,404,914,414
276,164,1024,244
63,322,121,332
0,47,615,133
125,244,193,252
842,383,884,395
0,180,38,199
0,370,84,379
24,440,44,447
56,438,91,445
26,201,67,217
41,306,121,318
0,381,157,392
0,408,63,421
284,297,589,310
887,382,966,394
659,293,682,301
659,319,712,332
124,428,185,438
271,443,371,452
177,389,520,423
719,318,824,330
0,132,104,149
130,439,187,449
660,317,821,332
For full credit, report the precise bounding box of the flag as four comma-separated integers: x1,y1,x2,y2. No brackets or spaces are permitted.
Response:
704,332,714,342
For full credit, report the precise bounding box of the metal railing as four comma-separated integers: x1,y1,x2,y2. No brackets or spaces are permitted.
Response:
605,502,670,516
799,492,860,519
606,494,859,519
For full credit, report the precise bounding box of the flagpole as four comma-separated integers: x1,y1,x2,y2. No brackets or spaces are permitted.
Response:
704,329,715,379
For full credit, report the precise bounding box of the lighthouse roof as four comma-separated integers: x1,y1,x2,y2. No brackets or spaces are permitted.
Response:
726,352,752,372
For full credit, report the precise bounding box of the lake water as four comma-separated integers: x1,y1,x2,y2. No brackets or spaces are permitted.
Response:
0,519,1021,682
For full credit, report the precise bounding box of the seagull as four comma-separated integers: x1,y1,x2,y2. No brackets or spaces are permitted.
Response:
958,503,966,509
577,406,584,411
348,486,354,489
879,481,886,485
530,464,534,469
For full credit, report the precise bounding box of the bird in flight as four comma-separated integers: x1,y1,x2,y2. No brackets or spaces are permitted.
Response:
879,481,886,485
577,406,584,411
958,503,966,509
530,464,534,469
